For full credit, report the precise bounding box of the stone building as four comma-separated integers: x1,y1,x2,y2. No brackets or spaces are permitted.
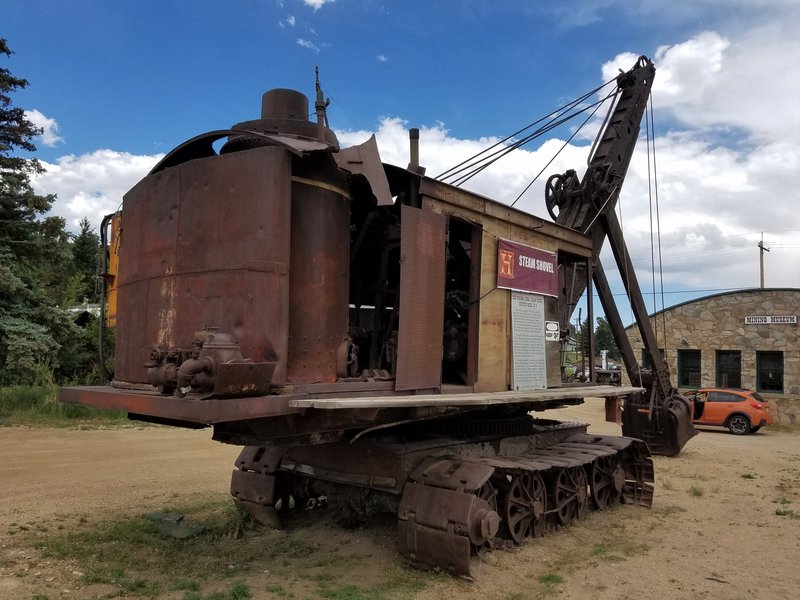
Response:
623,288,799,424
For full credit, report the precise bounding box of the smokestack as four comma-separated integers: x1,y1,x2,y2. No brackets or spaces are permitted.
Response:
409,128,420,168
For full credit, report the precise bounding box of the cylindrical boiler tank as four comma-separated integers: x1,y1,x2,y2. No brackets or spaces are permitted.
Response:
114,86,350,388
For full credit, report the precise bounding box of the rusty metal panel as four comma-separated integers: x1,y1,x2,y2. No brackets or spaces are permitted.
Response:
395,205,446,391
115,146,292,384
333,135,393,206
286,156,351,384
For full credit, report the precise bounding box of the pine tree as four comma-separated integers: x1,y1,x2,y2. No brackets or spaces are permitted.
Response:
0,38,76,384
594,316,621,361
71,217,101,303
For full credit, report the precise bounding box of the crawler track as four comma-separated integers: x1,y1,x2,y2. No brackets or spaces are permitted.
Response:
231,424,654,577
397,433,653,574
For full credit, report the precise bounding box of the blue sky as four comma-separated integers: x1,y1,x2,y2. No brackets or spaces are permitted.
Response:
3,0,799,317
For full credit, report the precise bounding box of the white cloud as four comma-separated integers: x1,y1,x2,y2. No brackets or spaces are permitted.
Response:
31,150,162,234
296,38,319,52
303,0,334,11
279,15,296,28
602,28,800,146
376,54,388,62
24,109,64,147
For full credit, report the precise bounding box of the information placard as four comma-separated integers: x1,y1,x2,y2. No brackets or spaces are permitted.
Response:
511,291,547,390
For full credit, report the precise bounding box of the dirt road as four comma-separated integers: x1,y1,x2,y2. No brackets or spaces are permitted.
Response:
1,404,799,599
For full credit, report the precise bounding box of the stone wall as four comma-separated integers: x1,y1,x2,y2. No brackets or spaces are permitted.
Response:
623,289,799,424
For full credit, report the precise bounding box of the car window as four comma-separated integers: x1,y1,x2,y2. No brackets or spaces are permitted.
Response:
708,392,742,403
751,392,766,402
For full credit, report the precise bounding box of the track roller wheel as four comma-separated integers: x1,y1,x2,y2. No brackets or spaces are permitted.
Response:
553,467,588,526
589,455,625,510
502,471,547,543
477,479,499,512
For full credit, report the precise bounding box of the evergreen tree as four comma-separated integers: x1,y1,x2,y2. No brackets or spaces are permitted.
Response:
594,316,620,361
0,38,77,384
71,217,101,303
578,316,591,355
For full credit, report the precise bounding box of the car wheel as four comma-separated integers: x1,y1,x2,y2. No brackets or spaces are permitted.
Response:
726,414,751,435
750,426,761,434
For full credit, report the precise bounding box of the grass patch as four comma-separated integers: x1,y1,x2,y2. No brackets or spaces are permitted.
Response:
536,573,564,597
313,565,429,600
591,538,650,562
775,508,800,520
227,581,252,600
29,498,429,599
0,385,127,427
655,504,688,518
180,581,251,600
688,485,704,497
32,497,310,596
741,473,757,480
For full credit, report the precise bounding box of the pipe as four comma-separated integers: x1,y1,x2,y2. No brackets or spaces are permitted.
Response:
98,212,115,381
409,128,420,168
175,356,214,398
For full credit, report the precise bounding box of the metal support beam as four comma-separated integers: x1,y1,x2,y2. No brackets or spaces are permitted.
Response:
599,209,672,399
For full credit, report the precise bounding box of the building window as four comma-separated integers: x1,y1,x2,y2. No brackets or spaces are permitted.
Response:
716,350,741,388
677,349,701,388
757,351,784,393
641,348,665,370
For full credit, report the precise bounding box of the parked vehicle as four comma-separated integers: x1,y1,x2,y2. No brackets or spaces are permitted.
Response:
686,388,773,435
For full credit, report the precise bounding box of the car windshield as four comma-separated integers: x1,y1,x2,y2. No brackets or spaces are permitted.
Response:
751,392,766,402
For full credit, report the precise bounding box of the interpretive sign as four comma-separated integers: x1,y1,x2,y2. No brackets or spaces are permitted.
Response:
511,291,546,390
497,239,558,297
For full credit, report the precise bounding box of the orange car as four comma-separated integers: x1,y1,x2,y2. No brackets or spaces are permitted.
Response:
687,388,773,435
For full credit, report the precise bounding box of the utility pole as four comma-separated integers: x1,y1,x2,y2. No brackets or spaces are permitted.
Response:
758,232,770,288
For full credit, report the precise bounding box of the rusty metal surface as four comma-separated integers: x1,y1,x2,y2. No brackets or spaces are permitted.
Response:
284,442,404,491
228,89,339,152
116,146,293,385
58,386,304,424
398,478,498,576
211,361,277,397
286,154,351,384
231,445,284,528
333,135,393,206
395,204,446,391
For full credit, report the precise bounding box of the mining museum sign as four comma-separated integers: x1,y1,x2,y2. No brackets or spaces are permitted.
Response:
744,315,797,325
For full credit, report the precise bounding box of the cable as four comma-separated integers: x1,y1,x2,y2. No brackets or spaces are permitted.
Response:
449,92,618,187
650,97,668,362
437,78,618,186
436,81,608,181
510,89,617,207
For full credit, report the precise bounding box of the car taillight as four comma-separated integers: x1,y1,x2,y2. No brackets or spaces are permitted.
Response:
749,401,762,409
